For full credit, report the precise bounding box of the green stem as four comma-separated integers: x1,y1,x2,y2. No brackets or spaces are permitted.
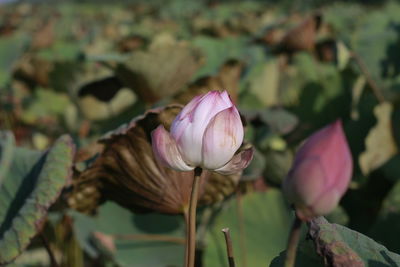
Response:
112,234,185,244
187,167,202,267
284,214,302,267
236,191,247,267
39,231,59,267
183,208,190,267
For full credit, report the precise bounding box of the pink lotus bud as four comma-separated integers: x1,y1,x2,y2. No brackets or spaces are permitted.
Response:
151,90,253,174
282,120,353,221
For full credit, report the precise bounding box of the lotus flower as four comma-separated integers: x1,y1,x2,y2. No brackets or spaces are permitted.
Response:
151,90,253,174
282,120,353,221
70,105,244,215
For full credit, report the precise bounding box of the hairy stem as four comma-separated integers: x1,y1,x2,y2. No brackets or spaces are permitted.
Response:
187,167,202,267
183,208,189,266
284,214,303,267
236,191,247,267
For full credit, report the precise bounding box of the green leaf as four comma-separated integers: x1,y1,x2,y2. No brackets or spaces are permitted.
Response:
243,59,280,108
269,240,323,267
204,190,292,266
37,41,82,61
309,217,400,266
288,53,351,132
263,148,293,186
116,38,201,103
0,134,75,264
20,89,71,125
324,3,364,43
331,2,400,91
0,131,15,186
325,206,349,226
192,36,265,79
241,148,266,182
0,33,28,86
369,182,400,254
71,202,185,267
350,2,400,88
259,108,299,135
272,216,400,267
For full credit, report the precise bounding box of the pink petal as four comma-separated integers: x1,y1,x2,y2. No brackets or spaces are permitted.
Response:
283,119,353,219
172,94,203,124
214,147,253,175
283,157,326,207
312,190,341,217
170,91,233,166
294,120,352,197
151,125,194,171
202,107,244,169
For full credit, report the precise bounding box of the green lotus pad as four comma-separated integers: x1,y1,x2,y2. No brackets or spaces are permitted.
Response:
0,133,75,264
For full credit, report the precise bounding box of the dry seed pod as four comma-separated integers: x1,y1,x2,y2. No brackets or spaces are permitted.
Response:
199,171,241,205
70,105,243,214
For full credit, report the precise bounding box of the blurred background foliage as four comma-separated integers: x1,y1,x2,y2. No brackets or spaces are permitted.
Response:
1,0,400,266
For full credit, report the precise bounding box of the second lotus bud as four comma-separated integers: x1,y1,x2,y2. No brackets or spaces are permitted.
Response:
282,120,353,221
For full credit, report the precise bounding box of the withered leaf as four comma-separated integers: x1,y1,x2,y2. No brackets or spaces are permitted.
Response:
77,76,136,121
116,38,202,104
116,35,147,53
274,13,322,54
30,18,56,50
13,55,53,89
309,217,364,267
173,59,243,105
67,63,136,121
199,170,241,206
309,217,400,267
70,105,242,214
257,27,286,47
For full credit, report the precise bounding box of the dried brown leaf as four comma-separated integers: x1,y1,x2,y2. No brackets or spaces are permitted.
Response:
13,56,53,88
309,217,364,267
31,19,56,50
174,59,243,105
70,105,244,214
276,13,322,54
116,35,147,53
116,38,202,103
